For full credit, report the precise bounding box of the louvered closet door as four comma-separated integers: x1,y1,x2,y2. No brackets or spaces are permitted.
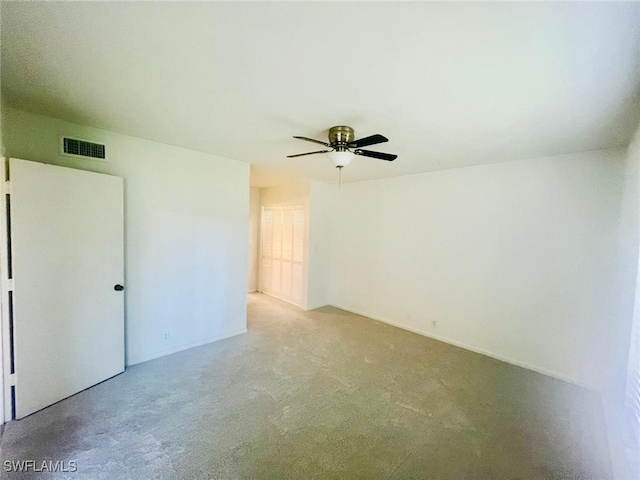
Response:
260,206,304,306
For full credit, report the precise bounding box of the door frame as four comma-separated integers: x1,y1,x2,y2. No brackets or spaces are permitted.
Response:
1,157,12,423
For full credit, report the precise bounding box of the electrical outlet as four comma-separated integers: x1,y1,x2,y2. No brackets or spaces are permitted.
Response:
405,312,412,322
162,331,170,341
431,320,438,328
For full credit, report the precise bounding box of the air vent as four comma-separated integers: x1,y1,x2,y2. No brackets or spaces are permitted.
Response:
60,137,106,160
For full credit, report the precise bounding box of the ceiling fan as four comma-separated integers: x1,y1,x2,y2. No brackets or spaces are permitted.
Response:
287,126,397,169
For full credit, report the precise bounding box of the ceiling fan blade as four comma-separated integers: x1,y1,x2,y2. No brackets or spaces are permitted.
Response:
354,149,397,161
349,134,388,148
293,136,331,147
287,150,331,158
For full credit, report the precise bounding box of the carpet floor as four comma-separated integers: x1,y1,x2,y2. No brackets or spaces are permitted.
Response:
0,293,611,479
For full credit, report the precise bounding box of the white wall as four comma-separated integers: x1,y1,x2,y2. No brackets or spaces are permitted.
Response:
607,129,640,478
2,107,249,365
259,181,311,309
307,182,337,310
612,133,640,403
260,181,310,209
330,150,624,389
248,187,260,292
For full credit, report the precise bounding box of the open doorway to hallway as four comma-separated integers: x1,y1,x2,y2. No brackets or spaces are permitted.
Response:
247,185,307,310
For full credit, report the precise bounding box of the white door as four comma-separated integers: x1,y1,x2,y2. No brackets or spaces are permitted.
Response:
8,158,125,419
260,205,304,306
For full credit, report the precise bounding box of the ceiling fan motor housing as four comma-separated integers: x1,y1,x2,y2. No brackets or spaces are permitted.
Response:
329,126,354,151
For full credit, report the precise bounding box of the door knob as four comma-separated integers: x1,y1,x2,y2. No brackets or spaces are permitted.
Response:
114,284,124,291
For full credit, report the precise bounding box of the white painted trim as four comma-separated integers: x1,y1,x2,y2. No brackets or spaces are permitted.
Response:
304,302,328,311
126,328,247,366
331,303,597,391
258,291,324,311
0,157,10,423
261,291,301,308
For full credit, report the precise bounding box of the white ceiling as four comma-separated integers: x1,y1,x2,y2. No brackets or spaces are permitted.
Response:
2,2,640,187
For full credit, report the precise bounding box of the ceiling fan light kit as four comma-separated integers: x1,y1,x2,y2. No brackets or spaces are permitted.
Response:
288,125,397,171
327,151,354,168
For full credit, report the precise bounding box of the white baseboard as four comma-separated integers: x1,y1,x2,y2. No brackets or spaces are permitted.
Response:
261,291,302,308
127,328,247,366
331,303,596,391
303,302,329,311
